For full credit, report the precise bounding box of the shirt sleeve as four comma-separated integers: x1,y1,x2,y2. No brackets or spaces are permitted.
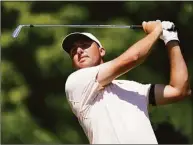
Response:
133,82,155,105
117,80,152,104
65,65,103,117
133,81,151,103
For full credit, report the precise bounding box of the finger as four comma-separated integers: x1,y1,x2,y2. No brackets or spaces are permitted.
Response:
162,21,174,30
156,20,161,23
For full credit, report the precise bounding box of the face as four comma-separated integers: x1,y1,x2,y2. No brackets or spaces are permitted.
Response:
69,39,105,69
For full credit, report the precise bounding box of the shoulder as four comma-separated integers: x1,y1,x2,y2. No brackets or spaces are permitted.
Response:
65,65,100,91
66,65,100,81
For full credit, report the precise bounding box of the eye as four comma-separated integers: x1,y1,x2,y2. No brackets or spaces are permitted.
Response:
70,47,77,57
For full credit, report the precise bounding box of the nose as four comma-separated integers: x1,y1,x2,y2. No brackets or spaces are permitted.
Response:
77,47,84,55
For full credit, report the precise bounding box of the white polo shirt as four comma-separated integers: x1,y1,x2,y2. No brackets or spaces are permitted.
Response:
65,64,158,144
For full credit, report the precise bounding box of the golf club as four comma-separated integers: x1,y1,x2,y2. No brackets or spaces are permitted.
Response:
12,24,176,38
12,24,143,38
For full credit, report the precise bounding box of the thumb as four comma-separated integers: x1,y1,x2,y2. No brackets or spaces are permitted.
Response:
142,21,147,33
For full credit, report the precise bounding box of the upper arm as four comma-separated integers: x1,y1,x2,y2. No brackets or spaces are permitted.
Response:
97,56,138,87
150,84,191,105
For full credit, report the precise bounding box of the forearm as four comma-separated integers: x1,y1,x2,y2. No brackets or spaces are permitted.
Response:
167,41,191,96
117,29,161,67
97,21,163,87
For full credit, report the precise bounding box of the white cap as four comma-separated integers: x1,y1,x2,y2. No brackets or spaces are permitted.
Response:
62,32,102,53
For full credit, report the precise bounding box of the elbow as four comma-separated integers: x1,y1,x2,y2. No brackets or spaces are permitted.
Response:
173,77,191,98
119,53,140,67
129,53,143,64
182,79,192,97
178,84,192,98
188,89,192,96
172,89,191,102
118,50,145,68
126,53,139,63
182,88,192,97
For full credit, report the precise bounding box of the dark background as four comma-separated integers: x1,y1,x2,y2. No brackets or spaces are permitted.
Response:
1,1,193,144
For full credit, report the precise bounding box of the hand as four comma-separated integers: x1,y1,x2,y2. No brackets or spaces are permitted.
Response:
160,21,179,45
142,20,162,36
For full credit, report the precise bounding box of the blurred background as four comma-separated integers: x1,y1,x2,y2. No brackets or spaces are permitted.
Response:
1,1,193,144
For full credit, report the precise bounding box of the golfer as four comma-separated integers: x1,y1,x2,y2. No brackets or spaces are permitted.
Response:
62,20,191,144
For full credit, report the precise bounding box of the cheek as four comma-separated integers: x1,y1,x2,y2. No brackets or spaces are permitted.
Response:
87,47,100,59
72,56,79,65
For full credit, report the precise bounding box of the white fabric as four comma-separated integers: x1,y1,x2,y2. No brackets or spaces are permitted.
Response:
62,32,103,48
160,21,179,44
65,64,158,144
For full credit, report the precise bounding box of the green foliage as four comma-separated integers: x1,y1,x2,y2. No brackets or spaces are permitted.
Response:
1,1,193,144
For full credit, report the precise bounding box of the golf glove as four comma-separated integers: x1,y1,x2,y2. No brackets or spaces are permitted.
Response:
160,21,179,45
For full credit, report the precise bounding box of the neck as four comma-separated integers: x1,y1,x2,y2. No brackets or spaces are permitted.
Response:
100,59,104,64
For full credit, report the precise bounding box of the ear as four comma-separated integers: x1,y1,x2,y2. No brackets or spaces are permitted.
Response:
99,47,106,57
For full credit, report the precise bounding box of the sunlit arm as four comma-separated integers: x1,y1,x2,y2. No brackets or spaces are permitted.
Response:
155,41,191,105
97,28,161,87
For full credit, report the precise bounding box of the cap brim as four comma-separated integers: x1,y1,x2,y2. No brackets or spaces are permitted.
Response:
62,32,92,54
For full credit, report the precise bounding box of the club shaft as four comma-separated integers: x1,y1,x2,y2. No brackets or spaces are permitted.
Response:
29,24,142,29
12,24,142,38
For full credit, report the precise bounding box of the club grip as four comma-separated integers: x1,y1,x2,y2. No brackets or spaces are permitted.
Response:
130,25,143,29
130,24,177,31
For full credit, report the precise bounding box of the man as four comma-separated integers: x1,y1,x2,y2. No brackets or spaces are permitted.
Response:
62,20,191,144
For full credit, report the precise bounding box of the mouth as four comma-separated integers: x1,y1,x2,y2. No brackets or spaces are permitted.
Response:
79,56,88,62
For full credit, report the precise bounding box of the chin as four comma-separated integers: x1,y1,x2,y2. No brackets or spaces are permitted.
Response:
75,59,100,69
79,62,94,69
